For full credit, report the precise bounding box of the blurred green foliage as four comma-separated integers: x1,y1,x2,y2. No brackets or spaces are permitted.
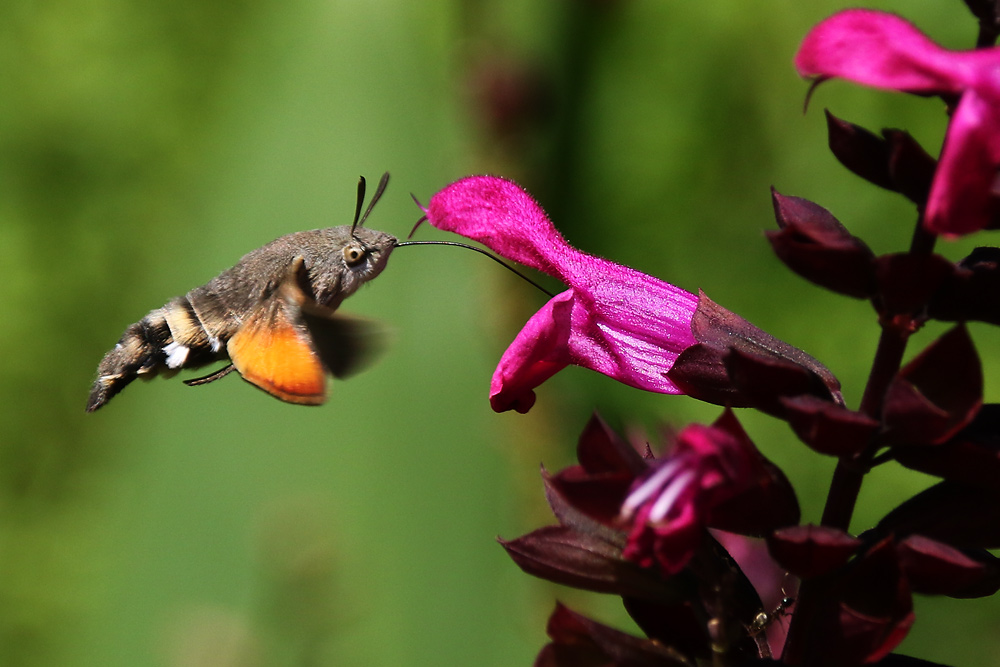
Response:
2,0,999,665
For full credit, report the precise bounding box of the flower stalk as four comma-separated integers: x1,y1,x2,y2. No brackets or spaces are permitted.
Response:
416,5,1000,665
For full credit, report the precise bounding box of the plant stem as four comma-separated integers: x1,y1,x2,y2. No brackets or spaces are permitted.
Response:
782,215,936,663
821,324,909,529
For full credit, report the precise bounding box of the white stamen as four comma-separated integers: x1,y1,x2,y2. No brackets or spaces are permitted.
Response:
621,458,683,518
163,342,190,369
648,469,696,523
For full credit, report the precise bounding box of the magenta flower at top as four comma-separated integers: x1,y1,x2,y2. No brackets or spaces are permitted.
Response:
795,9,1000,236
423,176,698,413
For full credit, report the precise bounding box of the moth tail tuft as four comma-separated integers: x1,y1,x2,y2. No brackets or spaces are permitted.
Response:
86,373,129,412
85,321,163,412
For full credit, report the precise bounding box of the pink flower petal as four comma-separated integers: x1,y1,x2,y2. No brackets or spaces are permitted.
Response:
490,282,697,412
490,292,574,413
426,175,569,275
794,10,966,93
428,176,699,412
564,267,697,391
925,91,1000,235
796,9,1000,235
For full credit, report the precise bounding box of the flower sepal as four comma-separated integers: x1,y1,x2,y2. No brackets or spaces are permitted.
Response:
893,404,1000,488
896,535,1000,599
767,190,876,299
534,603,692,667
667,293,842,412
823,111,936,206
701,411,800,537
767,524,861,578
498,524,681,601
781,395,880,458
876,480,1000,551
781,537,914,666
881,325,982,446
544,413,650,528
928,247,1000,325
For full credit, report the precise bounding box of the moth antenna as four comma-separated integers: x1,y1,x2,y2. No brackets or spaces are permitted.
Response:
351,175,367,235
358,171,391,230
394,240,556,298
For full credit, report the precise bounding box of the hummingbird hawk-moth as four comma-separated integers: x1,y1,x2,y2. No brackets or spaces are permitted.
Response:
86,173,397,411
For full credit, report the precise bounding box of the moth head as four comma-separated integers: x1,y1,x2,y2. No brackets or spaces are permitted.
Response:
341,226,396,271
304,226,397,309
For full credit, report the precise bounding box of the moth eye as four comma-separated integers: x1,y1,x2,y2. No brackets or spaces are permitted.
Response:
343,243,367,266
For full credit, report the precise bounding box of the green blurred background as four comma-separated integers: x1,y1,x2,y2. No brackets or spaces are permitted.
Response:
3,0,999,665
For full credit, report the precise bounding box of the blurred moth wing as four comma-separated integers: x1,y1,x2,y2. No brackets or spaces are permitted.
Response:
226,257,330,405
226,257,384,405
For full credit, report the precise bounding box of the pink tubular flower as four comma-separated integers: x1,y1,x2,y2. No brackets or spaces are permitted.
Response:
423,176,698,413
795,9,1000,236
619,422,757,575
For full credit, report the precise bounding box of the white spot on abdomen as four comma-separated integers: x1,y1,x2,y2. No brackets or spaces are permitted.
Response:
163,342,190,369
